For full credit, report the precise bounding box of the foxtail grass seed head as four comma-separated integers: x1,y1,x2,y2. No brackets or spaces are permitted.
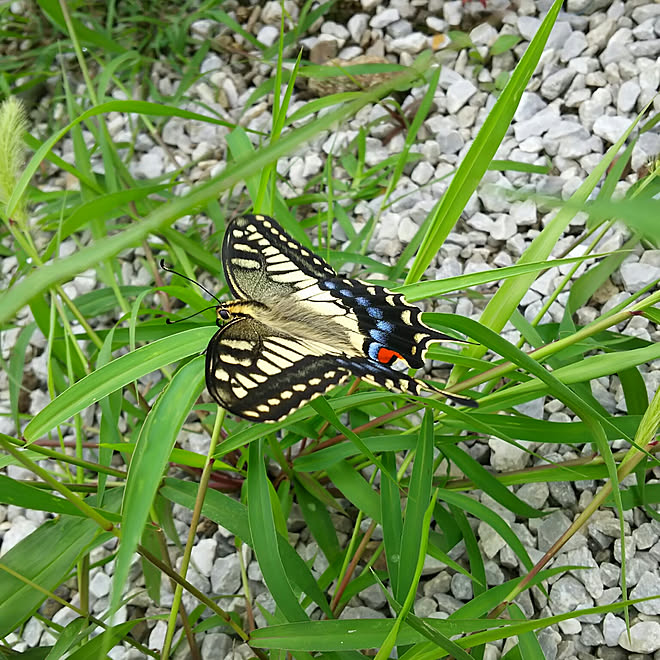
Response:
0,96,28,223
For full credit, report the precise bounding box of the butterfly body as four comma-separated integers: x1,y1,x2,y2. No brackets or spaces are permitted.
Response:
205,214,476,421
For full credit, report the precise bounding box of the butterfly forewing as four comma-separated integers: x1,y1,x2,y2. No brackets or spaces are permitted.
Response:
222,214,337,300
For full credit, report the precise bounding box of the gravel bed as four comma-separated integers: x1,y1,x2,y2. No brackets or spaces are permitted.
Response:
1,0,660,658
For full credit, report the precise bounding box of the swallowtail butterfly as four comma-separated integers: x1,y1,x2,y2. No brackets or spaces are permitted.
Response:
204,214,477,422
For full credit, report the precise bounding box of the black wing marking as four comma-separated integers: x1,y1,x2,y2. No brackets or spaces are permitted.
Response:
320,277,463,369
335,355,478,408
222,214,337,301
205,317,350,422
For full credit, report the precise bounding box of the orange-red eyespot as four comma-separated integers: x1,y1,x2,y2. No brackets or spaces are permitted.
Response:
377,347,403,365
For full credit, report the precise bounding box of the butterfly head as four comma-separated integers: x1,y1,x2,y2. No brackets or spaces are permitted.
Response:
215,300,267,327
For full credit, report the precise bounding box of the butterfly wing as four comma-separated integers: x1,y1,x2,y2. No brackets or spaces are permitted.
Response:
223,214,467,368
222,214,337,301
334,355,478,408
319,277,463,369
205,316,351,422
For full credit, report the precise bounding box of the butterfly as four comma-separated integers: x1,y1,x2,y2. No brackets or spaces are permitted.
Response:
204,213,477,422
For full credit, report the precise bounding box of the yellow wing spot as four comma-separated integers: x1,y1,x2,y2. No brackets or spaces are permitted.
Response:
246,225,257,233
243,410,260,418
257,404,270,413
256,359,280,376
385,295,397,306
234,243,259,253
288,241,298,249
257,238,270,246
401,310,413,325
385,379,395,390
263,245,278,256
399,380,409,392
251,373,268,384
262,350,292,367
222,354,253,367
292,383,307,392
366,286,377,295
309,377,322,386
223,339,254,350
268,398,280,406
324,371,336,379
342,279,353,287
232,385,249,399
235,373,259,389
214,367,230,381
231,258,261,270
281,390,293,400
262,219,272,228
414,332,429,343
232,229,244,238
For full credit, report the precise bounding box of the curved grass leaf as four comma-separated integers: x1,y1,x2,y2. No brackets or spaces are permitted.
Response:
24,327,214,442
111,358,205,613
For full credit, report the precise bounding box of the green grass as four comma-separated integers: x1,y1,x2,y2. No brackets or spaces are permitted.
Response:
1,0,660,658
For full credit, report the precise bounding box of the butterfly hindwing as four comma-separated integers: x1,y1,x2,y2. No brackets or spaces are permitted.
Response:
205,316,351,422
320,277,459,369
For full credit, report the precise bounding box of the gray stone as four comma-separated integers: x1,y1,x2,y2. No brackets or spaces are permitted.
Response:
347,14,369,43
549,575,593,614
370,8,399,29
620,262,660,292
566,546,603,599
592,115,632,144
478,520,506,559
488,436,530,471
633,522,660,550
191,538,217,578
549,481,578,509
538,511,571,552
516,482,549,510
560,31,587,61
629,571,660,614
618,621,660,654
433,593,464,614
211,554,241,594
484,560,505,586
340,605,385,619
451,573,473,600
603,612,626,646
617,79,641,113
446,80,477,114
626,553,658,587
580,622,604,647
89,571,111,599
414,596,437,617
201,633,233,659
541,69,577,101
390,33,428,54
600,562,620,588
423,571,451,597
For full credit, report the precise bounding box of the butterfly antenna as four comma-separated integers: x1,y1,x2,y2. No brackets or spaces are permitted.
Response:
160,259,222,304
165,305,218,325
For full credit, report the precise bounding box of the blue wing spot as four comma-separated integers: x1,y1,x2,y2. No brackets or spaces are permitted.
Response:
340,289,354,298
356,297,370,307
323,281,337,289
376,320,394,332
367,307,384,320
366,345,383,362
370,329,389,343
